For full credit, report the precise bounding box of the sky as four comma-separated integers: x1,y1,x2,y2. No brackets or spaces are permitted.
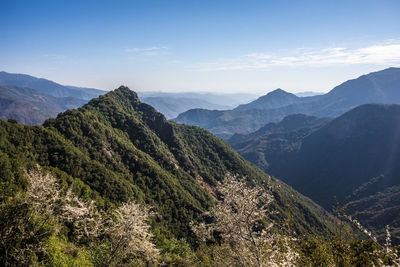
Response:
1,0,400,94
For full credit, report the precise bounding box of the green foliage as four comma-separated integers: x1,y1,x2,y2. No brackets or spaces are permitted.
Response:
158,237,195,265
45,235,93,267
298,234,383,266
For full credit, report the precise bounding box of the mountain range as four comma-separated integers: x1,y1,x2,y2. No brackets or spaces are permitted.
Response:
229,104,400,244
1,68,398,245
138,91,257,119
0,71,257,124
0,86,336,243
174,67,400,139
0,71,107,124
140,96,230,119
295,91,323,97
137,91,257,109
228,114,331,171
0,71,105,100
0,85,87,124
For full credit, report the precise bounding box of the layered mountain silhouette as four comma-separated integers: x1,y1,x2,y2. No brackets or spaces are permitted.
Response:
175,68,400,138
295,91,323,97
0,85,87,124
0,86,336,241
0,71,105,100
140,96,230,119
0,71,107,124
230,104,400,243
228,114,331,171
138,91,257,109
0,71,256,123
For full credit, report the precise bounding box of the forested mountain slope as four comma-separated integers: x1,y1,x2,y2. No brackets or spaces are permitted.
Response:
0,86,335,242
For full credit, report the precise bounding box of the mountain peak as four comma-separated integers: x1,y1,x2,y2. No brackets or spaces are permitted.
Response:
234,88,299,111
110,85,140,103
116,85,132,92
115,85,137,96
268,88,289,95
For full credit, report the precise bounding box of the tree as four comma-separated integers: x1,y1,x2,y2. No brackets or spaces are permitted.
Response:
0,165,159,266
102,201,159,266
0,166,62,265
192,174,297,267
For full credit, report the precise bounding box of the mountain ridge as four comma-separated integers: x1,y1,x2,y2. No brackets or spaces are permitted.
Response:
0,71,106,100
141,96,230,119
0,85,87,124
175,67,400,138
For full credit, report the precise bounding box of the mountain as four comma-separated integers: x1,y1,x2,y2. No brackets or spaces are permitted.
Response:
175,68,400,138
0,86,336,244
138,91,258,108
0,85,87,124
65,85,108,100
0,71,106,100
230,104,400,244
235,88,300,111
295,91,323,97
325,67,400,105
140,96,230,119
0,71,256,125
228,114,331,171
174,108,284,139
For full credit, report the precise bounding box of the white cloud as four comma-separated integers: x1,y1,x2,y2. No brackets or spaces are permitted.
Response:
195,42,400,71
125,46,168,56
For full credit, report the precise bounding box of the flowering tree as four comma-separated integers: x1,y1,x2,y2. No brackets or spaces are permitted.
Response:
0,167,64,265
0,166,159,266
103,201,159,266
192,174,298,267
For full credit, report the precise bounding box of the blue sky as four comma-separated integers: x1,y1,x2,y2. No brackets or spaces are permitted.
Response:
1,0,399,94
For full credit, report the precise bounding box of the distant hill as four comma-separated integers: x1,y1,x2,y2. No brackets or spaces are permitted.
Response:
0,85,87,124
0,71,108,124
230,104,400,244
235,88,300,111
138,91,258,108
228,114,330,170
175,68,400,138
295,91,323,97
140,96,230,119
0,71,106,100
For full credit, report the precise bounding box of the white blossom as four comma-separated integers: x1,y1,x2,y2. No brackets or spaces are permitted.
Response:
192,173,298,267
